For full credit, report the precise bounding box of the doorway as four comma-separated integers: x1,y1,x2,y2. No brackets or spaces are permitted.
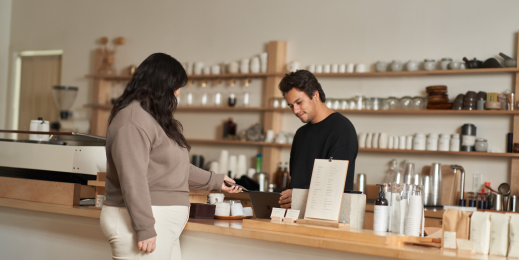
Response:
9,50,62,139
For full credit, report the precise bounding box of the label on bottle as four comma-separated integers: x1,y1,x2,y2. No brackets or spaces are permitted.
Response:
373,205,389,232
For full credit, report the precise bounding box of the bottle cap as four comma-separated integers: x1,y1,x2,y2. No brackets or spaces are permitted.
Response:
484,182,491,186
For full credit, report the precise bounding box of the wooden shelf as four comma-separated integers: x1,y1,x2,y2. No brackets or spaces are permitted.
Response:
86,72,282,81
85,104,519,115
313,68,519,77
186,139,519,158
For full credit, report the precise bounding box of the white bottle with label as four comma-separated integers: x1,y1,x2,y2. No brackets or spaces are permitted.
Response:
413,133,426,150
438,134,450,151
450,134,460,151
426,134,439,151
373,184,389,232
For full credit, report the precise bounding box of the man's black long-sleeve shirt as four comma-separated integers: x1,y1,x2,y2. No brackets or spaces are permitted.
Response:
289,112,358,191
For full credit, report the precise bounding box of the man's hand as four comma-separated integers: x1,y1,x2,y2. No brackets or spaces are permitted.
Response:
279,189,292,208
137,236,156,254
221,176,242,193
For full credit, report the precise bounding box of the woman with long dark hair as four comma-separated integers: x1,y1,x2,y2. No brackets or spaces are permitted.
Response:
100,53,241,259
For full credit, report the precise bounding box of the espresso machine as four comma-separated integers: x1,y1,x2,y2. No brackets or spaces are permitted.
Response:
51,85,78,132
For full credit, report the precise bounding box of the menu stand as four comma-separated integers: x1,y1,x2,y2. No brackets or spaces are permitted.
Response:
270,208,286,223
283,209,301,224
300,158,349,229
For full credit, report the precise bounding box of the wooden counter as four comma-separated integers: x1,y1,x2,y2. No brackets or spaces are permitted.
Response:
0,197,506,260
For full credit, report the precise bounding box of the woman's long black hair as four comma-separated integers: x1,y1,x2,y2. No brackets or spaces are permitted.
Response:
109,53,190,150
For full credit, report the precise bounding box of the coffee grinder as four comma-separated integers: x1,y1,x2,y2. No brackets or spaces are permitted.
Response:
51,85,78,131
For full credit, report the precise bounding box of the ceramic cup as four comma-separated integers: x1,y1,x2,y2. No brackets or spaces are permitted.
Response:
265,130,275,142
228,61,239,74
423,59,436,71
379,133,389,149
308,64,316,73
365,133,373,148
355,63,367,73
315,65,323,73
186,62,194,75
203,66,211,75
250,57,261,73
346,63,355,73
323,64,331,73
372,133,380,148
240,58,250,73
358,133,367,148
339,64,346,73
331,64,339,73
287,61,300,72
259,52,268,73
194,62,205,75
211,64,221,74
375,61,387,72
406,60,419,71
477,100,486,110
440,58,453,70
390,60,403,72
449,61,461,70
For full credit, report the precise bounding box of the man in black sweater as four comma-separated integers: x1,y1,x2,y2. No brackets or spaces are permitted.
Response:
278,70,358,208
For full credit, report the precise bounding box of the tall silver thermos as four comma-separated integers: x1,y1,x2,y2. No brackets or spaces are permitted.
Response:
424,163,442,206
253,172,270,192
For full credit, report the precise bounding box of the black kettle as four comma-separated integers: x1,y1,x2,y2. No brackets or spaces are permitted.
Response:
463,57,483,69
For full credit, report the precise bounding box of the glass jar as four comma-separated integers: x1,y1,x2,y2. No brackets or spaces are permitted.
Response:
340,99,349,110
372,97,380,111
475,138,488,152
280,98,288,109
387,97,399,110
349,99,357,110
332,99,340,110
467,192,477,207
380,98,389,110
325,99,333,109
399,96,413,110
354,96,363,110
270,97,280,108
438,134,450,151
362,97,371,110
412,96,425,110
426,134,439,151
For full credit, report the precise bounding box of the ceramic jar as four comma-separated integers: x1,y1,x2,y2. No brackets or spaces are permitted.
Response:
440,58,453,70
406,60,419,71
450,134,460,151
438,134,451,151
475,138,488,152
390,60,403,72
375,61,387,72
413,133,426,150
448,61,461,70
424,59,436,71
426,134,439,151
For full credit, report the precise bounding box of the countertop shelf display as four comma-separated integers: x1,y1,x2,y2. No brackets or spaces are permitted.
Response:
313,68,519,77
86,72,282,81
85,103,519,115
185,139,519,158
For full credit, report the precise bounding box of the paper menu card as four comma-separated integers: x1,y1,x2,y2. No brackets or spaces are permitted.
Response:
304,159,349,221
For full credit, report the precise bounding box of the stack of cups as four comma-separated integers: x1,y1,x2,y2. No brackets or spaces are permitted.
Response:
218,150,229,175
230,201,244,216
215,202,231,216
243,207,254,216
404,186,423,237
237,155,247,178
208,193,225,205
228,155,237,178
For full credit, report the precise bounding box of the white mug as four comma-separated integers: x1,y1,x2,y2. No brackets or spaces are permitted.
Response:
346,63,355,73
186,62,194,75
388,135,394,149
265,130,275,142
308,64,316,73
355,63,367,73
338,64,346,73
315,65,323,73
379,133,389,149
372,133,379,148
194,62,204,75
259,52,268,73
393,136,399,149
202,66,211,75
250,57,261,73
331,64,339,73
399,136,406,149
29,119,50,141
358,133,367,148
323,64,331,73
365,133,373,148
211,65,221,75
240,59,250,73
228,61,239,74
287,61,300,72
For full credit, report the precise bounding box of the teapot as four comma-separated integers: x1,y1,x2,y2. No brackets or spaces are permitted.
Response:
499,52,517,68
463,57,483,69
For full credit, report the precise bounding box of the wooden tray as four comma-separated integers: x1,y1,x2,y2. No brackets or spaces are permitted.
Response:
214,216,253,220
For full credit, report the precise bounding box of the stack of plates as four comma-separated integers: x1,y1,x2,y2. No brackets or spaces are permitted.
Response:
426,85,452,109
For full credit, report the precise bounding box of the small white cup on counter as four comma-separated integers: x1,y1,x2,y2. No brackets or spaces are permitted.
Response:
215,202,231,216
209,193,225,205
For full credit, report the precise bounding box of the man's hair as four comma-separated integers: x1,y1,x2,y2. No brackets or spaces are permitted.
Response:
278,70,325,102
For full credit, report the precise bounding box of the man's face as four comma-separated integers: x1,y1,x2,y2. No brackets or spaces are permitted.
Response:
285,88,318,123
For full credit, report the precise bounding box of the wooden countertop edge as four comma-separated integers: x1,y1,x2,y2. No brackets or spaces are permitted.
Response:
185,221,479,260
0,197,489,260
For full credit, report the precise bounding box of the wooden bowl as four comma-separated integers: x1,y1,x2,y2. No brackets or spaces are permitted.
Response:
485,101,502,110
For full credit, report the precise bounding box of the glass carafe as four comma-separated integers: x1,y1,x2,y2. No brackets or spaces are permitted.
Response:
387,159,402,184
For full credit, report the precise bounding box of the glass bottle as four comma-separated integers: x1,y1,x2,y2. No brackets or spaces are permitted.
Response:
387,159,402,184
228,93,237,107
281,162,290,190
222,118,237,140
274,162,283,191
373,184,389,232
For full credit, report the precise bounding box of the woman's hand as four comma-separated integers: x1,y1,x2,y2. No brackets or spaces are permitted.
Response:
137,236,156,254
221,176,242,193
279,189,292,208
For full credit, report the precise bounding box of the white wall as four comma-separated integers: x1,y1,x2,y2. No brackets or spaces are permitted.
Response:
0,0,12,135
7,0,519,190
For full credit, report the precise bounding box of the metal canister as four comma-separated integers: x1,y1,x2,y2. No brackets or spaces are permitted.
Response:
511,195,518,212
426,163,442,206
493,194,503,211
356,173,367,194
253,172,270,192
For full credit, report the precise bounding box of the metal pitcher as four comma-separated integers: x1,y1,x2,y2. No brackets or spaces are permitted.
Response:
425,163,442,206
